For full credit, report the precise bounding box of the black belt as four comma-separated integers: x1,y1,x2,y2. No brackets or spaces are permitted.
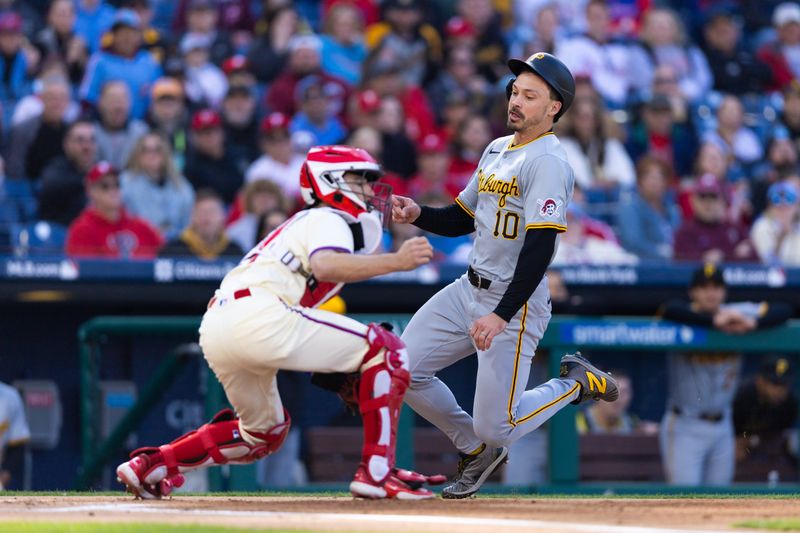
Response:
672,406,723,423
467,266,491,289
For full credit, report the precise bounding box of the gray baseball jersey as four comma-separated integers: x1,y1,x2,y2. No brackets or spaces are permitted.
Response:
403,132,579,455
456,132,574,282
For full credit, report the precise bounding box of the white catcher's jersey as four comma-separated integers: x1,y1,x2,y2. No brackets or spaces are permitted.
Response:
456,132,574,282
219,207,355,307
0,382,30,454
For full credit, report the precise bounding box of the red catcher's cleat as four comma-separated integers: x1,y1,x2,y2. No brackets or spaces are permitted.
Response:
116,453,185,500
350,464,435,500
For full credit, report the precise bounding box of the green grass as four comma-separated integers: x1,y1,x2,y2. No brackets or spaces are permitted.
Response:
735,519,800,531
0,524,318,533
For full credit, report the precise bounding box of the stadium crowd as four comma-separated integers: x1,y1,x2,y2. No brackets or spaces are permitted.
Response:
0,0,798,264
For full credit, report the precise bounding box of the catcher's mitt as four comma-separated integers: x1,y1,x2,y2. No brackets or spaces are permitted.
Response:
310,371,360,413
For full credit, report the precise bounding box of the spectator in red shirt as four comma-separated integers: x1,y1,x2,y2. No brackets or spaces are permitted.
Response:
65,161,163,258
757,2,800,92
673,173,756,263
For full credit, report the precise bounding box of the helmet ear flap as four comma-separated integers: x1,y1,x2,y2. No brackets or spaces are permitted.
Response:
506,77,515,100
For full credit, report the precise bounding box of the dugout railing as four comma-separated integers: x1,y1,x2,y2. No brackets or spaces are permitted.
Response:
76,315,800,491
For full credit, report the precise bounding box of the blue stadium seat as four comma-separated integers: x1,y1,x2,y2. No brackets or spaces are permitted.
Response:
11,221,67,257
3,179,38,221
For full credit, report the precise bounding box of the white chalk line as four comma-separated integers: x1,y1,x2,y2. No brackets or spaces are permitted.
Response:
26,503,759,533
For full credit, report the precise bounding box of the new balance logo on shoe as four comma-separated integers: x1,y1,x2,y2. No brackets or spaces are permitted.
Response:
586,372,607,394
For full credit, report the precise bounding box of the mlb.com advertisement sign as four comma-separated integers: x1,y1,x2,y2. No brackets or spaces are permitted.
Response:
560,321,707,347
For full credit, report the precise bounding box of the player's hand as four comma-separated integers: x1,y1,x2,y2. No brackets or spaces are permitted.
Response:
393,236,433,270
392,195,421,224
469,313,508,351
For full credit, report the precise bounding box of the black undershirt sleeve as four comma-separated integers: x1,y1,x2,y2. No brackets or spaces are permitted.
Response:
412,203,475,237
493,228,558,322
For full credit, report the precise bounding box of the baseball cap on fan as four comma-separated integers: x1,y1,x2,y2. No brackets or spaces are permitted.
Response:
0,12,22,33
417,132,448,154
191,109,222,131
693,173,723,196
759,355,794,385
774,2,800,26
85,161,118,185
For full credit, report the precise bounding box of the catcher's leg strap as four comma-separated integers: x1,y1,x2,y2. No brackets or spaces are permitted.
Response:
131,408,290,482
358,323,410,484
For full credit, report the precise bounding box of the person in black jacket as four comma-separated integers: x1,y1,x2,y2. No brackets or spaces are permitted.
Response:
701,8,773,96
37,119,97,226
183,109,243,206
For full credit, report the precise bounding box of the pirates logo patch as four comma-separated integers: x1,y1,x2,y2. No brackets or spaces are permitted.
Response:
537,198,562,217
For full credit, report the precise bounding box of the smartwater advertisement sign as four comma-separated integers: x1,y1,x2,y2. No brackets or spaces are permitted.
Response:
559,321,708,347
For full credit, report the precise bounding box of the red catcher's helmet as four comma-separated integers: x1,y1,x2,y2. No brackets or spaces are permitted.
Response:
300,145,392,223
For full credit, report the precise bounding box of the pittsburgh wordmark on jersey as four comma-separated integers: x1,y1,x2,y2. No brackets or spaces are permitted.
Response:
477,170,520,207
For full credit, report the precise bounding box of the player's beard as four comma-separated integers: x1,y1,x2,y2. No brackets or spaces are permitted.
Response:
506,105,547,132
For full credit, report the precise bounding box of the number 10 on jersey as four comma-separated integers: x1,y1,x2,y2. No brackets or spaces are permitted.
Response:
493,209,520,239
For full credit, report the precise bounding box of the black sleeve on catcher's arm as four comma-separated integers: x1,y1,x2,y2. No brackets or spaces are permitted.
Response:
412,203,475,237
493,228,558,322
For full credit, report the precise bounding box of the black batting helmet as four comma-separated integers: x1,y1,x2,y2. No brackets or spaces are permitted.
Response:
506,52,575,123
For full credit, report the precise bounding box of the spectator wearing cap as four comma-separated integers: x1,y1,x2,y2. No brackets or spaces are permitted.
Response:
160,188,242,259
289,75,347,146
120,132,193,241
221,83,259,172
266,34,349,120
0,12,37,109
226,179,287,251
174,0,235,66
701,7,773,96
79,8,162,120
365,0,442,87
346,88,381,130
628,7,712,104
443,16,478,51
5,76,71,181
674,174,756,263
101,0,168,66
38,119,98,226
181,31,228,109
455,0,507,83
559,95,635,192
425,45,490,125
34,0,89,85
184,109,243,205
319,3,367,86
758,2,800,92
625,94,697,178
617,156,681,262
146,77,189,170
245,112,304,203
221,54,255,87
406,132,455,199
94,80,149,169
555,0,633,108
750,181,800,266
74,0,116,53
657,264,793,486
66,160,163,257
734,355,798,482
247,6,299,84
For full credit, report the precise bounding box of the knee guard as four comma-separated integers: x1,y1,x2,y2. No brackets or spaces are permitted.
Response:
129,408,291,485
357,323,410,484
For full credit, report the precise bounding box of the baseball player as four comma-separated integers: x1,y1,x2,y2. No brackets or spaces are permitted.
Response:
392,53,619,498
658,264,793,486
116,145,444,500
0,381,30,490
